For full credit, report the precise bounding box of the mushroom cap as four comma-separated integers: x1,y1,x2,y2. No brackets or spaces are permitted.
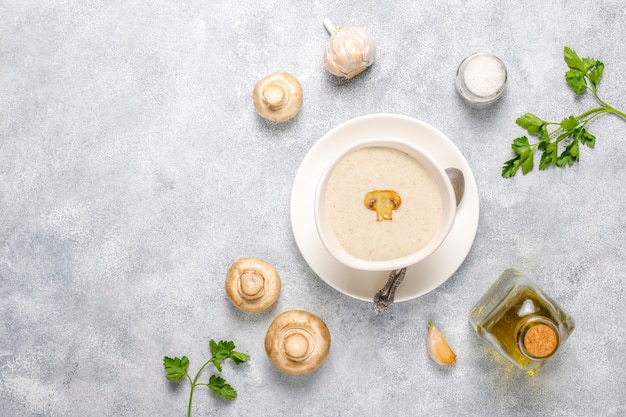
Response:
265,310,331,375
225,258,281,312
253,71,303,122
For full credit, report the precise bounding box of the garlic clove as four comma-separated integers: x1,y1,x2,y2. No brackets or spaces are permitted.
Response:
427,320,457,366
323,19,376,79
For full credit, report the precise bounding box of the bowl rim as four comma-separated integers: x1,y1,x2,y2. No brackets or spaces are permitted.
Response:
314,136,457,272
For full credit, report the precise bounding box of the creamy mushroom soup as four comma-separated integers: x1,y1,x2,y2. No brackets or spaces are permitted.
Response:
324,146,442,261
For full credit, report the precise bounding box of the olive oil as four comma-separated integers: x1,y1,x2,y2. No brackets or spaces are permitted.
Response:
469,269,575,375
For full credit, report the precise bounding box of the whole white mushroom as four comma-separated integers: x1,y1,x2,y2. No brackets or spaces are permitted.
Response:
252,72,303,122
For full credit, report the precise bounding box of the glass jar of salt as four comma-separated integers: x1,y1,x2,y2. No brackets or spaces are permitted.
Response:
456,53,507,105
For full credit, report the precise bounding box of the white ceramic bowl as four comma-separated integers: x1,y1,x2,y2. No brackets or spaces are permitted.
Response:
314,137,457,272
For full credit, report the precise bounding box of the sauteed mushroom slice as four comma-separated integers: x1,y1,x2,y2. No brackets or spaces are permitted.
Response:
253,72,303,122
225,258,281,312
265,310,331,375
364,189,402,221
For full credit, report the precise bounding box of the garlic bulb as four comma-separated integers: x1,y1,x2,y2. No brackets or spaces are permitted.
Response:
323,18,376,79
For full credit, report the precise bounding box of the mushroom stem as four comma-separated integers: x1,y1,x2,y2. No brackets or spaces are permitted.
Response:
225,258,281,312
262,83,287,111
282,329,313,362
323,18,337,35
265,310,331,375
238,270,265,300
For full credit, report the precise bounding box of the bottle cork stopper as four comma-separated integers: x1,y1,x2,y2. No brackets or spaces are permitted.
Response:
523,324,558,358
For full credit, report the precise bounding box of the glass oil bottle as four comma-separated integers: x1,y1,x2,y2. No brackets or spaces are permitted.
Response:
469,269,575,375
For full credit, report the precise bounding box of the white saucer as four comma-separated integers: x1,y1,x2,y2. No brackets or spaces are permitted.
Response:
290,113,480,302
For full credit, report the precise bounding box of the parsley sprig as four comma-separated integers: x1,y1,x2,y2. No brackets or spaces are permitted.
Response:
164,339,250,416
502,47,626,178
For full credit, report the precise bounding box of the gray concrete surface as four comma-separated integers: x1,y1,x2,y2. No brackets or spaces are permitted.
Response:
1,1,625,416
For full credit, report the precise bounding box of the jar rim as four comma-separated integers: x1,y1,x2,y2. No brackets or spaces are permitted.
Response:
516,316,560,360
455,53,508,104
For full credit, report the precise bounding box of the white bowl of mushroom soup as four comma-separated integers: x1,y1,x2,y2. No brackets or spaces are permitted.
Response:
314,137,457,272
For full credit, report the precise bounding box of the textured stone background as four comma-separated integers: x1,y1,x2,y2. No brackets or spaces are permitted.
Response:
1,1,625,416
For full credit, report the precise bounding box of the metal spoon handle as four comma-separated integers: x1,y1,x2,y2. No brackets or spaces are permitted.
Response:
371,167,465,313
373,267,407,314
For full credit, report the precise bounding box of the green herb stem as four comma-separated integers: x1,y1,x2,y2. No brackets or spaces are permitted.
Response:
501,47,625,177
591,87,611,109
163,339,250,416
187,385,194,417
576,106,609,121
578,107,626,129
546,106,615,138
580,110,607,127
604,106,626,120
187,359,213,417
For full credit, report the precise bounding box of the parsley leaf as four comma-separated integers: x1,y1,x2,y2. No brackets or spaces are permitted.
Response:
563,46,584,71
516,113,545,135
565,69,587,94
589,61,604,88
575,126,595,148
209,340,250,371
559,115,579,131
538,140,558,170
502,47,625,177
229,350,251,365
557,138,579,166
163,339,250,415
163,356,189,381
208,375,237,400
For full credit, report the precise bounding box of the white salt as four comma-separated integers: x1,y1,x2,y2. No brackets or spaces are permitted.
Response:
463,54,506,97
